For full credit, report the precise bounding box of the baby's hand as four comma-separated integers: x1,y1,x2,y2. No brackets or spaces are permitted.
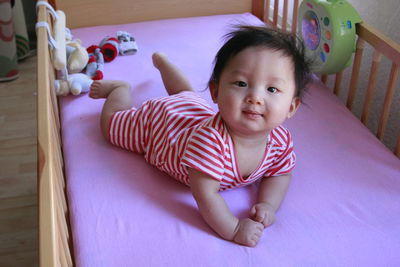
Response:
233,218,264,247
250,202,276,228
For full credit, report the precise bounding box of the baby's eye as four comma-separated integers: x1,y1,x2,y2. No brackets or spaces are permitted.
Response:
234,81,247,87
267,87,278,93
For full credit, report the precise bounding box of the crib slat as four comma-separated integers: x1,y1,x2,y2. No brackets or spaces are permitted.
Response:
252,0,266,22
54,161,67,213
48,0,56,9
265,0,271,23
53,158,63,209
291,0,299,34
53,144,68,240
321,74,328,84
57,202,72,267
347,38,365,110
273,0,279,28
377,63,399,140
59,219,72,267
282,0,289,31
50,115,64,189
54,172,69,267
49,85,62,173
57,228,69,267
334,71,344,96
50,73,60,130
54,164,72,267
361,50,382,124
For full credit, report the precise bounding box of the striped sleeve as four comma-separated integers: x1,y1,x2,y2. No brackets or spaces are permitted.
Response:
264,128,296,177
181,127,225,181
109,109,134,151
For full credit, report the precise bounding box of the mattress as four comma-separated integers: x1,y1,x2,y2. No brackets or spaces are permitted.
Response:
61,13,400,266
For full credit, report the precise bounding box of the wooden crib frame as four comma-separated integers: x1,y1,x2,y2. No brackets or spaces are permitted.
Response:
37,0,400,266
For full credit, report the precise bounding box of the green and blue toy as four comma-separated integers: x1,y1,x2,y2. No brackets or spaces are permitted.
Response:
298,0,362,74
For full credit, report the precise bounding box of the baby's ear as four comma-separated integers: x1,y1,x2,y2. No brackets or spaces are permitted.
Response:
209,81,218,103
287,97,301,118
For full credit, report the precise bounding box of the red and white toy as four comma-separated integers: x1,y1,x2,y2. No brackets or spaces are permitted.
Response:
99,37,119,62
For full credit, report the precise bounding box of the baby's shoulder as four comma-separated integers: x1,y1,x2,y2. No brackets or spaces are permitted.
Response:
191,116,225,138
185,115,228,145
269,126,293,148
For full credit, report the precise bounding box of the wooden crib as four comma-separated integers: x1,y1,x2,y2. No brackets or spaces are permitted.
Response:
37,0,400,266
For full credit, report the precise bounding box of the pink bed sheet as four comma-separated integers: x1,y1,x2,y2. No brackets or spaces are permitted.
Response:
61,13,400,266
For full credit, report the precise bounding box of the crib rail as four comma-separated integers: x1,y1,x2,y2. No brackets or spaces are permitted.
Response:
354,23,400,139
328,23,400,157
51,0,252,29
253,0,400,158
37,1,399,266
37,2,73,267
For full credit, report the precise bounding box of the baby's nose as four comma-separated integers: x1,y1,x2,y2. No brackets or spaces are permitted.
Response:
245,94,264,105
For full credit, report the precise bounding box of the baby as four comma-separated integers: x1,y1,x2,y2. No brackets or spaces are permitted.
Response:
90,26,310,247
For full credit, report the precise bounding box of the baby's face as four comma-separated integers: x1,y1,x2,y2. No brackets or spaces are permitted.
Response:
210,46,300,139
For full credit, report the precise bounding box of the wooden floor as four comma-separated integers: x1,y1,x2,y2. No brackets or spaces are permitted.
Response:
0,55,38,267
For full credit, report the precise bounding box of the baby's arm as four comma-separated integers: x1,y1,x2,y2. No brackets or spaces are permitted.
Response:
188,168,264,247
250,174,292,227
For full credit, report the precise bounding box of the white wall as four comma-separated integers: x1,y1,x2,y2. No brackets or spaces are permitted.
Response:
348,0,400,42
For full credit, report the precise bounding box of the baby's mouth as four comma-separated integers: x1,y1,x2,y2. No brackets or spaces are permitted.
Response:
243,110,263,119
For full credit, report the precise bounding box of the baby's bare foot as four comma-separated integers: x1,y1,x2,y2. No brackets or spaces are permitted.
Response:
89,80,127,99
152,52,168,69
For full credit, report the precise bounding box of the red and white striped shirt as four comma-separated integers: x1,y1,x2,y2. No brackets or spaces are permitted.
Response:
109,92,296,191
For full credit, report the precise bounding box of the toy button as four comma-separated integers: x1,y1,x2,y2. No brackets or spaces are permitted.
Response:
325,31,331,40
320,52,326,62
323,17,330,26
347,20,352,29
324,43,330,53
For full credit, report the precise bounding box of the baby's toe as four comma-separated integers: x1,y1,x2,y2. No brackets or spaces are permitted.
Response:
89,88,98,98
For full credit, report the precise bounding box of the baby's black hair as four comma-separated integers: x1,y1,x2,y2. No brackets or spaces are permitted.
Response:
209,26,311,99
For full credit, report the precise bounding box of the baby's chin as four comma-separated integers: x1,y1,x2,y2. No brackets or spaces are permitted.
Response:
225,123,272,138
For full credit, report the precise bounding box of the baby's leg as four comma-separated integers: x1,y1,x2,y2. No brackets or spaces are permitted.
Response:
152,52,194,95
89,80,132,140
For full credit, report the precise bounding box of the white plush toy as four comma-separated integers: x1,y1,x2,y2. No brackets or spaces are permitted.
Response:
52,10,92,96
53,10,88,73
52,10,67,71
65,27,89,73
54,73,93,96
66,39,89,74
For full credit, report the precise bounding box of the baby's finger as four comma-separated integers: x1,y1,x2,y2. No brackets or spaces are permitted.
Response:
263,213,275,227
255,222,264,232
254,229,263,238
248,239,257,247
250,207,263,223
262,220,269,228
251,235,259,244
255,209,265,223
249,206,256,217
